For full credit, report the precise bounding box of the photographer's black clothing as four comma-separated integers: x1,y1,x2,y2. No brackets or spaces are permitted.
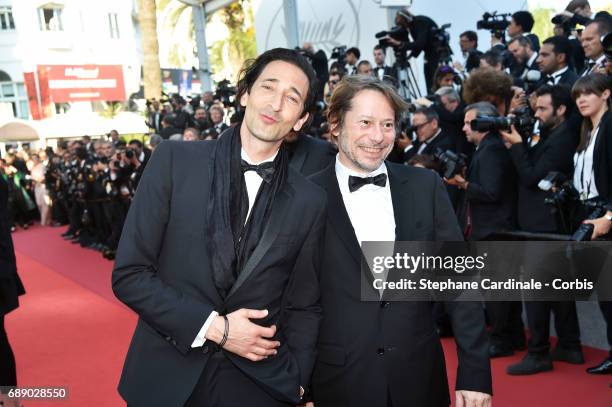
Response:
570,38,586,74
461,133,517,241
403,130,455,163
591,111,612,208
160,126,182,140
432,102,474,160
524,33,540,52
374,65,397,82
401,15,440,91
509,122,577,233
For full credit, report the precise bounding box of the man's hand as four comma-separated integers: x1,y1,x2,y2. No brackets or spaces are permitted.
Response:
396,131,412,150
455,390,492,407
205,308,280,361
444,174,469,190
499,125,522,148
584,212,612,240
510,87,527,112
414,97,434,108
298,403,314,407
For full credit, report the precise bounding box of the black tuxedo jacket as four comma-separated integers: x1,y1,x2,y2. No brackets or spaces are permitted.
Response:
373,65,397,82
509,122,577,232
309,163,491,407
0,176,24,316
462,134,517,240
537,68,578,88
112,140,327,406
404,130,456,162
289,135,336,177
593,111,612,208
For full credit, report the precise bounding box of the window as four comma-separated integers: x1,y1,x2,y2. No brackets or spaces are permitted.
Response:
0,82,29,120
38,6,63,31
0,6,15,31
108,13,119,39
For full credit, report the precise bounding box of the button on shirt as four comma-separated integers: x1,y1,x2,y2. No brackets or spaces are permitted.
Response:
191,147,277,348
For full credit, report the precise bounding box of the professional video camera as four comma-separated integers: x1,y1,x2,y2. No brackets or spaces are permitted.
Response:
551,12,591,32
431,24,453,63
433,148,468,179
477,12,511,41
375,26,408,49
214,79,237,108
330,45,348,72
470,107,536,139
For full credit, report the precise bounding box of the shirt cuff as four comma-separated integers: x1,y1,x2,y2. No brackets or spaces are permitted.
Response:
404,144,414,153
191,310,219,348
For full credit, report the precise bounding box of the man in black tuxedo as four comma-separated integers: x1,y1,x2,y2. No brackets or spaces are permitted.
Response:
309,75,492,407
0,175,25,388
500,85,583,375
112,48,327,406
536,36,579,87
446,102,523,359
507,11,540,51
372,45,397,83
209,105,230,134
285,132,336,177
403,107,455,163
508,36,540,85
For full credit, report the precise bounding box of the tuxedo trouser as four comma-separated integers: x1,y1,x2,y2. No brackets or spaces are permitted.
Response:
525,301,581,354
0,315,17,386
487,301,525,348
183,351,292,407
600,301,612,357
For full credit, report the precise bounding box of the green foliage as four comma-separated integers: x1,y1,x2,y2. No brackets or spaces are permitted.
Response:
531,8,555,42
99,102,123,119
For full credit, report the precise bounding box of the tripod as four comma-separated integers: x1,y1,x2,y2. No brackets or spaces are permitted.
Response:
393,52,421,101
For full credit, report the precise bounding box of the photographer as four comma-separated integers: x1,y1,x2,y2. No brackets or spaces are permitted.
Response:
384,7,441,92
569,73,612,376
372,45,397,82
345,47,360,75
536,36,579,87
580,18,611,76
507,11,540,51
301,42,329,98
404,107,455,162
193,106,211,133
209,105,229,134
480,50,505,71
508,36,540,86
447,102,524,357
500,85,582,375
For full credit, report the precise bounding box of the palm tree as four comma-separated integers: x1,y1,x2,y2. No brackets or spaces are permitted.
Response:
138,0,163,100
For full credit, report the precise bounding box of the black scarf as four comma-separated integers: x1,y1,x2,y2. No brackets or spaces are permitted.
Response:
207,124,288,298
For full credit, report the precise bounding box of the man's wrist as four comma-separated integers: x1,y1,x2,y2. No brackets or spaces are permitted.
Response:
204,315,225,344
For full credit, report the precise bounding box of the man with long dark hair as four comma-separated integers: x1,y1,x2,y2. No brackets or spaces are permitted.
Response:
112,48,326,406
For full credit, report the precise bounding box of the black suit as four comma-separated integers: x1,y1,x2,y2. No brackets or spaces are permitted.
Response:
537,68,578,89
509,122,581,355
112,140,326,406
373,65,397,83
309,163,491,407
461,133,517,241
0,176,25,386
404,130,455,162
509,122,577,233
288,134,336,177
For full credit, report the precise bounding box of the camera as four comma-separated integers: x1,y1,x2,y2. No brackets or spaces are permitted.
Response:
431,24,453,63
433,148,468,179
125,149,135,160
477,11,511,32
330,45,348,72
572,202,608,241
375,26,408,49
214,79,237,108
470,107,536,139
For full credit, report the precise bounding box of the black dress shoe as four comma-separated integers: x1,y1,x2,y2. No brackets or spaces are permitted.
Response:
551,347,584,364
489,344,514,358
586,358,612,374
507,353,553,375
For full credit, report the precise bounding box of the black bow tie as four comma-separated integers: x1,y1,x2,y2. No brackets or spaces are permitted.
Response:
241,160,275,183
348,173,387,192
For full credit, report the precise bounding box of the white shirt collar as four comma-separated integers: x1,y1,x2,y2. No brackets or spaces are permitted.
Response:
551,66,569,78
241,148,278,165
335,155,387,191
424,128,442,145
527,51,538,68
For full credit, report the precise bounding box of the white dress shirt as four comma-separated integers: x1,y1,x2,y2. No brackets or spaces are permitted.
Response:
573,126,601,200
547,66,569,85
191,147,277,348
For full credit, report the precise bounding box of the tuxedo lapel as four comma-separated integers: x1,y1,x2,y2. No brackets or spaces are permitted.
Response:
321,164,362,266
225,181,295,300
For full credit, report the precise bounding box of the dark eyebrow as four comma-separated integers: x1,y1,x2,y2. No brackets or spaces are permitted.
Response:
261,78,303,100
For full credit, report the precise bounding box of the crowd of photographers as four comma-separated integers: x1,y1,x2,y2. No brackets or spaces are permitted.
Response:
2,0,612,382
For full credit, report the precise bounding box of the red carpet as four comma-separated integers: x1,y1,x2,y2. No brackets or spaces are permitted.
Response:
6,225,612,406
